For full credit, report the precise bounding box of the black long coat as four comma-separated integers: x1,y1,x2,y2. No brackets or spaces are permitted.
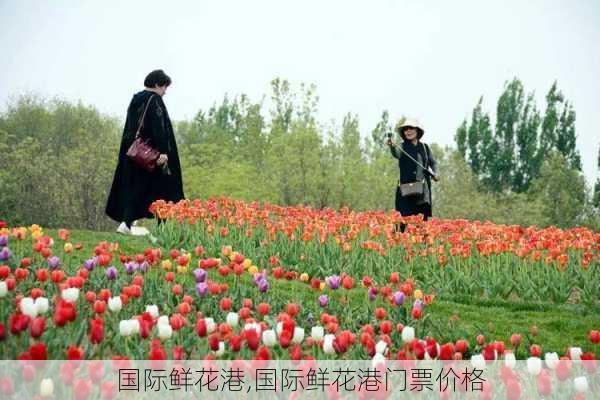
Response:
106,90,184,223
390,141,438,220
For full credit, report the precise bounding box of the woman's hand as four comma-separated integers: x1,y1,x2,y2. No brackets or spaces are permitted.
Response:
432,174,440,182
386,138,394,147
156,154,168,166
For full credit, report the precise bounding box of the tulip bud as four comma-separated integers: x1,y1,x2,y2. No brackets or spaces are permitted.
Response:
375,340,388,355
20,297,38,318
527,357,542,375
401,326,415,343
545,352,559,369
262,330,277,347
569,347,582,360
61,287,79,303
323,334,336,354
35,297,49,314
158,323,173,340
108,297,122,313
226,312,239,327
205,318,216,334
0,281,7,297
40,378,54,397
157,315,169,327
292,327,305,344
311,326,324,341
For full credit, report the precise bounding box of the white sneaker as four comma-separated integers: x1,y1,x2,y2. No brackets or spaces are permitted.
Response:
116,222,132,235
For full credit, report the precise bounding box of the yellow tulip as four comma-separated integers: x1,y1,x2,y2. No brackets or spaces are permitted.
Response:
248,266,258,275
243,259,252,269
177,266,188,274
161,260,172,271
64,243,73,253
300,273,309,282
414,289,423,300
319,282,326,291
31,230,43,240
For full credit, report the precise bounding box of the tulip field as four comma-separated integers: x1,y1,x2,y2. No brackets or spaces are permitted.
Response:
0,197,600,397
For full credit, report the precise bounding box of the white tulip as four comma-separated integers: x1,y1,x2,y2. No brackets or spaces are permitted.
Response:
323,334,336,354
108,296,122,313
574,376,588,393
262,329,277,347
276,322,283,335
214,341,225,356
145,305,159,318
40,378,54,397
35,297,49,314
226,312,239,327
375,340,388,355
158,323,173,340
157,315,170,327
545,352,559,370
471,354,486,370
504,352,516,369
292,327,305,344
20,297,38,318
527,357,542,375
130,319,140,335
372,353,386,368
311,326,324,341
569,347,582,361
61,287,79,303
0,281,7,297
401,326,415,343
119,320,133,336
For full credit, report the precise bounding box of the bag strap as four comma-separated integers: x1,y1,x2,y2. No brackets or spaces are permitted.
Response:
392,142,428,171
135,94,156,138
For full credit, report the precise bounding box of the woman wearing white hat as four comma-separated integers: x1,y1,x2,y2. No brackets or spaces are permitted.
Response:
387,119,439,232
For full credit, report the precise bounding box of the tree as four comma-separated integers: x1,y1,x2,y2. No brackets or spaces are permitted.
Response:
529,152,586,228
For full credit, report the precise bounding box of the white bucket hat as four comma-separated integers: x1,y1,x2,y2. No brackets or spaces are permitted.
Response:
395,118,425,138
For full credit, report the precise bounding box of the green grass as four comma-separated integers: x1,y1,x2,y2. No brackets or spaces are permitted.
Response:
46,228,600,356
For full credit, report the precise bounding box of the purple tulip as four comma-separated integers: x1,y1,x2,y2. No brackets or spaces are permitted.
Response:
47,256,60,270
193,268,207,283
413,299,423,310
140,261,149,273
0,236,8,247
318,294,329,307
0,247,11,261
393,291,405,306
125,262,136,275
83,258,96,271
326,275,341,290
368,287,377,301
253,272,266,285
106,266,118,280
196,282,208,297
258,279,269,293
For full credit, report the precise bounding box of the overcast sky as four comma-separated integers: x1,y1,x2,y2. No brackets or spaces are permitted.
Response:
1,0,599,184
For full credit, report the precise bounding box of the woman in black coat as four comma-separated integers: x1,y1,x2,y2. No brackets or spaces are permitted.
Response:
387,119,439,232
106,70,184,234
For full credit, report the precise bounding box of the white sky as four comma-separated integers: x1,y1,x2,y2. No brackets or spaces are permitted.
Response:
1,0,599,184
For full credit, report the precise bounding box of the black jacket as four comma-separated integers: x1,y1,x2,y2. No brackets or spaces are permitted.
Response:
106,90,184,223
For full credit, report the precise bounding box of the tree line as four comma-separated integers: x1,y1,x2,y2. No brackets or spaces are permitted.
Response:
1,78,599,231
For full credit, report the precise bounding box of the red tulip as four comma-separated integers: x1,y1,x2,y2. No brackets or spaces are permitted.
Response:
530,344,541,357
29,342,47,360
73,379,93,400
30,317,46,338
89,318,104,344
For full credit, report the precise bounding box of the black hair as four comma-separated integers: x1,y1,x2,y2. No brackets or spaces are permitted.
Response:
399,126,424,141
144,70,172,88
